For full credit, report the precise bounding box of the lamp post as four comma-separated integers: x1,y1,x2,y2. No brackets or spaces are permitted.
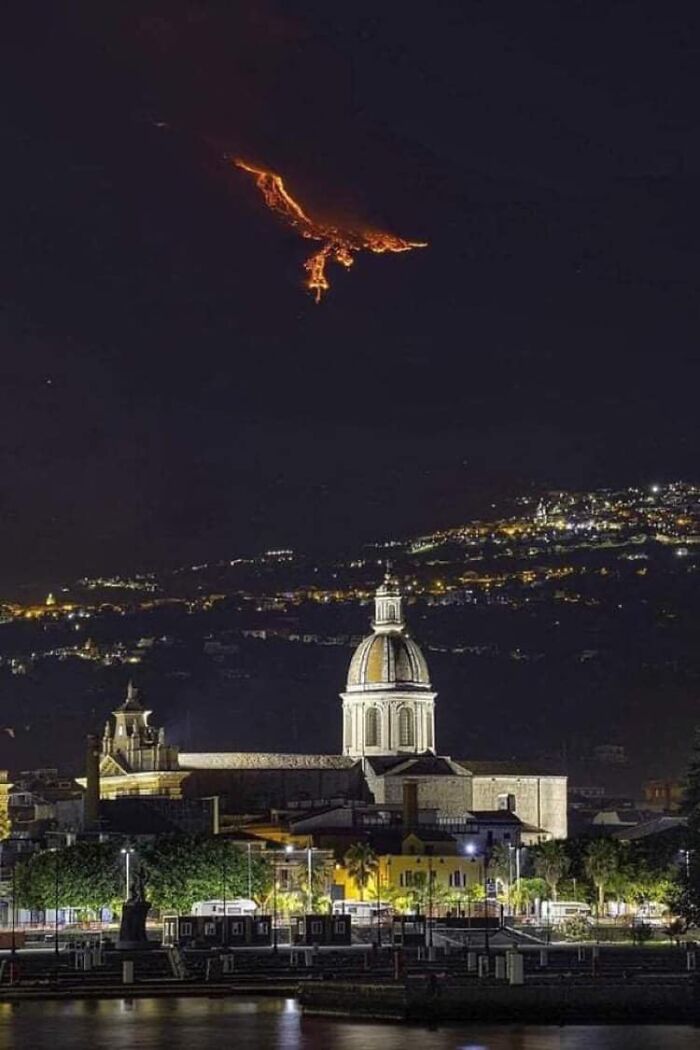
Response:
247,842,253,900
307,846,313,914
681,849,691,881
47,847,61,979
427,847,434,949
11,863,16,958
221,842,228,947
273,845,293,953
272,855,278,953
483,846,491,960
120,846,134,901
464,841,476,928
376,860,382,948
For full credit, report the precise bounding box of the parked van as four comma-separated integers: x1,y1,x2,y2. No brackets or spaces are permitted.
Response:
191,899,257,917
540,900,592,925
331,900,391,924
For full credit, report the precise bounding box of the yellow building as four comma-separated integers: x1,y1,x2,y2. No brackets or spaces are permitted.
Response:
0,771,12,840
331,831,483,907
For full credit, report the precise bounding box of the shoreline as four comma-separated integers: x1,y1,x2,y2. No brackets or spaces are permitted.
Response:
299,976,700,1026
1,975,699,1027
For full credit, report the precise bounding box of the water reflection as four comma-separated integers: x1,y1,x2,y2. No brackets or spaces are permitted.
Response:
0,997,696,1050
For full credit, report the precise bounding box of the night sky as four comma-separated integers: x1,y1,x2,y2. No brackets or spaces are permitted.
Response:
2,1,698,589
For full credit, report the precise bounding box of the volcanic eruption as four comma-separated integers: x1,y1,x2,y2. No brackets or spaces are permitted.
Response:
234,159,427,302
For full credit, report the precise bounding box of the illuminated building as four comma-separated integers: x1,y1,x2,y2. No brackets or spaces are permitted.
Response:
341,573,436,758
85,582,567,840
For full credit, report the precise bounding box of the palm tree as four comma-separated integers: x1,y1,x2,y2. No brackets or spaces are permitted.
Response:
533,840,569,902
343,843,378,901
488,843,513,894
585,839,620,918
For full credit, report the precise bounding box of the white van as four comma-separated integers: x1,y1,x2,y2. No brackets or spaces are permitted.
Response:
540,900,592,925
191,899,257,917
332,900,391,924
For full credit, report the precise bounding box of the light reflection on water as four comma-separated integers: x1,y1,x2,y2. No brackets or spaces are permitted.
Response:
0,997,697,1050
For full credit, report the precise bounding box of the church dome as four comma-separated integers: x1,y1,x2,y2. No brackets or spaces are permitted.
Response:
346,631,431,692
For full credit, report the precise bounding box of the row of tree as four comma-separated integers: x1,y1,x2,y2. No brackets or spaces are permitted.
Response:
15,837,271,917
12,832,683,920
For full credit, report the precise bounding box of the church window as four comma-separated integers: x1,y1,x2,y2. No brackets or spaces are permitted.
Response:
344,709,352,748
399,707,415,747
365,707,381,747
426,714,433,749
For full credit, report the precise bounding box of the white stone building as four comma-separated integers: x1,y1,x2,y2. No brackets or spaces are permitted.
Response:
90,577,568,840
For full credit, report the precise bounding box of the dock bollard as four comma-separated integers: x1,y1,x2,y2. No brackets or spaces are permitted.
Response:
122,961,134,985
495,956,506,980
467,951,477,973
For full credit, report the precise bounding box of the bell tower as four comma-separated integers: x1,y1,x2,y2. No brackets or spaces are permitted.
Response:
102,681,179,773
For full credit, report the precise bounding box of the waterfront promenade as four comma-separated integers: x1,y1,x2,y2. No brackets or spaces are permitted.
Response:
0,943,698,1024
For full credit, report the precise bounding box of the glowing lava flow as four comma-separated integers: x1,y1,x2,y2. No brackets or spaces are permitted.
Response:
234,159,427,302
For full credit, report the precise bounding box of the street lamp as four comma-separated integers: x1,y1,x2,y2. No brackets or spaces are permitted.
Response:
376,859,383,948
482,845,492,960
120,847,134,901
10,863,16,959
508,844,522,917
427,847,434,949
220,842,229,946
681,849,692,881
307,846,313,914
247,842,253,900
47,847,61,978
464,842,476,927
272,845,293,953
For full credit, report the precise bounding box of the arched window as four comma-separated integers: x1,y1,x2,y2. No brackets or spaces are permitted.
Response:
399,707,415,747
344,708,352,749
365,707,381,748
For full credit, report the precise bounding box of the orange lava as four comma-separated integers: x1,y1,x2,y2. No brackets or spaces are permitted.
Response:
234,158,427,302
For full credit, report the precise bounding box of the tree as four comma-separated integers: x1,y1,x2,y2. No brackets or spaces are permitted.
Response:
511,877,548,917
584,839,621,918
532,840,569,901
16,842,122,915
343,843,378,901
140,835,271,913
488,843,513,894
674,727,700,926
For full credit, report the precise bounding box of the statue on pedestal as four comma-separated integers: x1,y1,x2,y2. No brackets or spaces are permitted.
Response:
117,867,152,951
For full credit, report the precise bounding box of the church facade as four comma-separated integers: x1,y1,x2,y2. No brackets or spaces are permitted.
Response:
88,577,567,841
